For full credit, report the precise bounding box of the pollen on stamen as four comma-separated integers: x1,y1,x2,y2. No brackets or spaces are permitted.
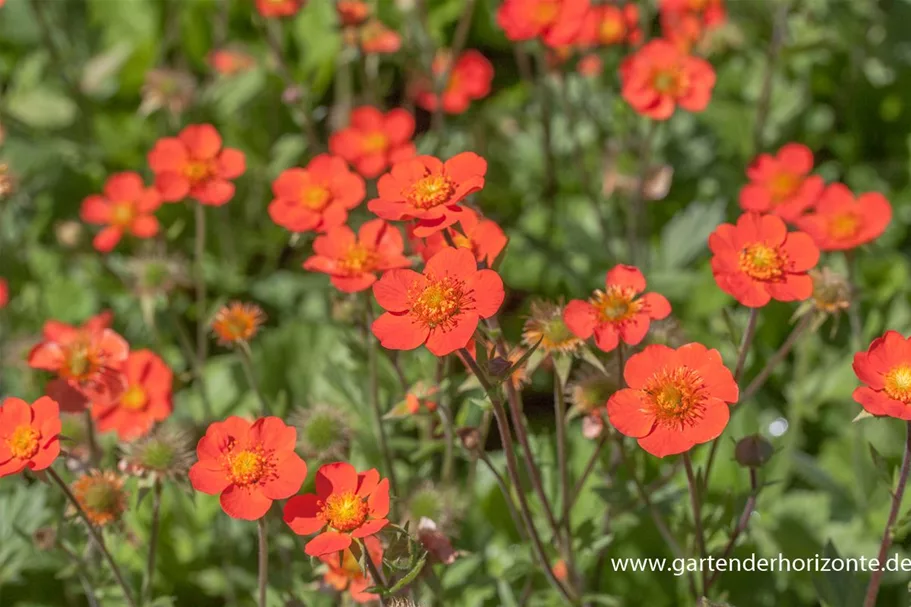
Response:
320,491,370,532
409,276,468,329
591,287,640,323
7,426,41,460
405,175,457,210
644,368,706,429
738,243,786,281
884,365,911,404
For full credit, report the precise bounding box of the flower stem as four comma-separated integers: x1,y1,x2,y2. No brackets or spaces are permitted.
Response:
238,341,269,415
362,546,389,607
478,451,528,542
863,421,911,607
559,433,608,527
257,518,268,607
364,294,399,498
193,203,208,367
141,478,163,605
706,467,759,590
740,314,811,402
683,453,708,595
84,410,101,467
437,356,456,484
554,369,577,588
48,467,138,607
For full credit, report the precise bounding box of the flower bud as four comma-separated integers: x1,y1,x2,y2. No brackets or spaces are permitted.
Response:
734,434,773,468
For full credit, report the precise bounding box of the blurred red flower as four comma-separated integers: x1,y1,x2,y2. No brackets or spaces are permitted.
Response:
92,350,173,441
854,331,911,420
321,536,383,603
284,462,390,557
148,124,246,206
564,265,671,353
415,50,494,115
739,143,824,222
497,0,589,47
608,343,738,457
208,48,256,76
0,397,61,478
268,154,365,234
620,39,715,120
660,0,726,51
369,152,487,237
372,247,504,356
337,0,369,27
709,213,819,308
578,3,641,46
0,277,7,309
413,207,508,267
359,20,401,54
256,0,303,18
576,54,603,77
329,106,416,178
189,416,307,520
80,172,161,253
796,183,892,251
304,219,411,293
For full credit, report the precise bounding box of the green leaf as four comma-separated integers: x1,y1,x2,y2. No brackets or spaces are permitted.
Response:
868,444,895,487
383,554,427,596
657,201,725,270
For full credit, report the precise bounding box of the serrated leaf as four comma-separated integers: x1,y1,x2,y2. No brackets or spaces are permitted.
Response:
869,444,895,486
383,554,427,596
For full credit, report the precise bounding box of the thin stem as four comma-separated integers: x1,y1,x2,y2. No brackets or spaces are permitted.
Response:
84,410,101,467
707,468,759,589
237,341,269,415
478,452,528,541
733,308,760,383
553,370,577,589
257,518,268,607
363,548,389,607
364,295,399,497
48,467,138,607
193,203,208,367
741,314,811,403
845,250,863,351
683,453,708,595
437,356,456,484
863,421,911,607
166,305,213,419
559,434,608,526
534,53,558,203
430,0,478,134
141,478,163,605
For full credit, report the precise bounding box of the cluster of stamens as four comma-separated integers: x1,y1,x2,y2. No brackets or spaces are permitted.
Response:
828,211,861,240
768,172,800,202
319,491,370,532
643,367,705,429
884,365,911,404
225,446,271,486
110,202,137,227
738,242,785,281
591,287,640,323
61,337,101,382
300,185,332,211
409,275,470,329
338,244,378,275
7,426,41,460
120,385,148,411
404,174,456,210
362,132,388,153
183,160,214,185
652,67,685,96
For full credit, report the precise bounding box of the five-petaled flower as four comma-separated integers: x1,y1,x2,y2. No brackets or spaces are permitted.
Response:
413,207,508,267
268,154,365,234
368,152,487,237
496,0,589,47
189,416,308,520
620,39,716,120
148,123,246,206
414,50,494,115
303,219,411,293
255,0,303,18
709,213,819,308
578,3,641,46
329,106,416,179
608,343,738,457
92,350,173,441
0,396,61,478
796,183,892,251
853,331,911,420
739,143,824,222
359,20,402,55
660,0,726,52
283,461,390,557
371,247,504,356
321,535,384,603
80,172,162,253
563,265,671,352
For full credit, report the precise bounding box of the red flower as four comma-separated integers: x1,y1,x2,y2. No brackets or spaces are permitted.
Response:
620,39,716,120
371,247,504,356
739,143,824,222
660,0,726,51
368,152,487,238
853,331,911,420
337,0,369,27
414,50,494,115
303,219,411,293
564,265,671,352
28,314,128,412
283,462,390,557
148,123,246,206
359,20,401,54
497,0,589,47
329,107,416,179
80,172,161,253
92,350,172,441
795,184,892,251
256,0,303,18
321,536,383,603
577,54,603,77
268,155,365,234
189,416,308,520
413,207,508,267
0,397,61,478
0,277,7,309
578,3,641,46
209,48,255,76
608,343,738,457
709,213,819,308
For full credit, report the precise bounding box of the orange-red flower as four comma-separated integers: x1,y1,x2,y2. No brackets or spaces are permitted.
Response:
739,143,824,222
337,0,369,27
660,0,726,52
853,331,911,420
0,396,61,478
329,107,416,179
414,50,494,115
268,154,365,234
92,350,172,441
564,265,671,353
709,213,819,308
321,536,383,603
372,247,504,356
283,462,390,557
368,152,487,237
795,184,892,251
212,302,266,345
304,219,411,293
620,39,716,120
208,48,256,76
608,343,738,457
578,3,641,46
497,0,589,46
0,277,7,309
413,207,508,267
359,20,401,54
28,315,128,412
256,0,303,18
148,123,246,206
577,54,603,77
71,470,128,527
189,416,307,520
80,172,161,253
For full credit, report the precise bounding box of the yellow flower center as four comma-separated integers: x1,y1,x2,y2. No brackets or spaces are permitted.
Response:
121,385,148,410
769,172,800,202
645,367,705,428
111,202,136,227
409,276,467,329
828,212,861,240
591,287,639,323
599,18,624,43
339,244,378,275
61,340,99,382
7,425,40,460
885,365,911,404
738,243,785,281
301,185,332,211
363,132,388,153
320,490,370,532
183,161,213,185
652,69,684,95
533,1,559,25
227,449,267,486
404,175,456,210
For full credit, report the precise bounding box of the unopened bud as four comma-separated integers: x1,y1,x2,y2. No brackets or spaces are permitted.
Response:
487,356,511,377
734,434,773,468
457,427,481,453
